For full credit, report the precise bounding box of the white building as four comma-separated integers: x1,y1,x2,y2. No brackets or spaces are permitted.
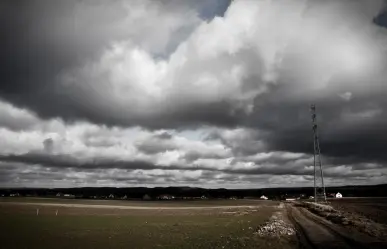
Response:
335,192,343,198
260,195,268,200
158,194,174,200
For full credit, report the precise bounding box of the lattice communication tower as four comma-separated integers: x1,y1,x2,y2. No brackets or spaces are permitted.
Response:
311,104,327,203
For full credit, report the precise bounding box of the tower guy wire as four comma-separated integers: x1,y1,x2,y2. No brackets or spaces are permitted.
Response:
311,104,327,203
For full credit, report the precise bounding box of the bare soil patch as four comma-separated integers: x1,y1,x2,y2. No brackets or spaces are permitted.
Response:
298,200,387,241
329,198,387,225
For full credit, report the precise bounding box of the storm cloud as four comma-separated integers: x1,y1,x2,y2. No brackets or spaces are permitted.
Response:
1,0,387,188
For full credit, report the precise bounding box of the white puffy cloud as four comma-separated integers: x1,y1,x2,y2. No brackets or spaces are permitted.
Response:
55,0,387,128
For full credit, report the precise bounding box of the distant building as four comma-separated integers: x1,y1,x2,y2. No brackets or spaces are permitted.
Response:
309,196,314,199
260,195,268,200
285,198,296,201
335,192,343,198
158,194,174,200
122,195,127,200
143,194,152,200
10,193,19,197
56,193,62,197
201,195,208,199
108,194,115,199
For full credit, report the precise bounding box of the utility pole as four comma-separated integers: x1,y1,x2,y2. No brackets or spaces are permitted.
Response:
311,104,326,203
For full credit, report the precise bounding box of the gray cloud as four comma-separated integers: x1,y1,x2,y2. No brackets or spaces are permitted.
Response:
43,138,54,153
135,133,178,155
1,150,384,179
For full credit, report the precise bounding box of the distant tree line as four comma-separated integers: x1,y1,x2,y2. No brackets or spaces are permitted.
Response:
1,184,386,199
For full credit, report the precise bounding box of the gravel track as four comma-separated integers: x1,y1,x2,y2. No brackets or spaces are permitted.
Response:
286,204,386,249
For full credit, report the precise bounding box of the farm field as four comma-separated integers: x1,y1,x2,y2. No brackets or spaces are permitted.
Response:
328,197,387,225
0,197,271,207
0,198,297,249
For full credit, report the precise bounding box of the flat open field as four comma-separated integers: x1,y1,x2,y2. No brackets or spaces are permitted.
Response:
328,197,387,225
0,197,273,208
0,198,297,249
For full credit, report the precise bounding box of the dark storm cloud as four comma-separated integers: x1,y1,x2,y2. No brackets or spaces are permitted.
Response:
0,153,210,172
0,151,372,178
246,90,387,165
183,150,227,162
0,0,238,130
43,138,54,153
154,131,173,140
0,0,81,115
0,153,160,170
196,0,231,20
374,6,387,28
135,133,177,155
0,102,39,131
204,128,265,156
0,151,385,188
84,101,241,130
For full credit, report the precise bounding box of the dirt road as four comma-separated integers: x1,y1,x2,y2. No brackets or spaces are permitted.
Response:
286,204,386,249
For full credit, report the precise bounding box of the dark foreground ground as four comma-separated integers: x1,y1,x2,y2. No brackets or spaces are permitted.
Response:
0,198,296,249
328,197,387,225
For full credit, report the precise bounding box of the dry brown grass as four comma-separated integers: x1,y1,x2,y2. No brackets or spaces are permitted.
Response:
0,200,298,249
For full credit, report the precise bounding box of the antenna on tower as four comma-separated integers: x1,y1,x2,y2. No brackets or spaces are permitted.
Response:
311,104,327,203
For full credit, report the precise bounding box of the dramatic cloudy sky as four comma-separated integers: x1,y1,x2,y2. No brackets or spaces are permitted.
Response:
1,0,387,188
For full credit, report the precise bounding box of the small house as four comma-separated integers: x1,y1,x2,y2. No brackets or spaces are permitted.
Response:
108,194,115,199
260,195,268,200
158,194,174,200
335,192,343,198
